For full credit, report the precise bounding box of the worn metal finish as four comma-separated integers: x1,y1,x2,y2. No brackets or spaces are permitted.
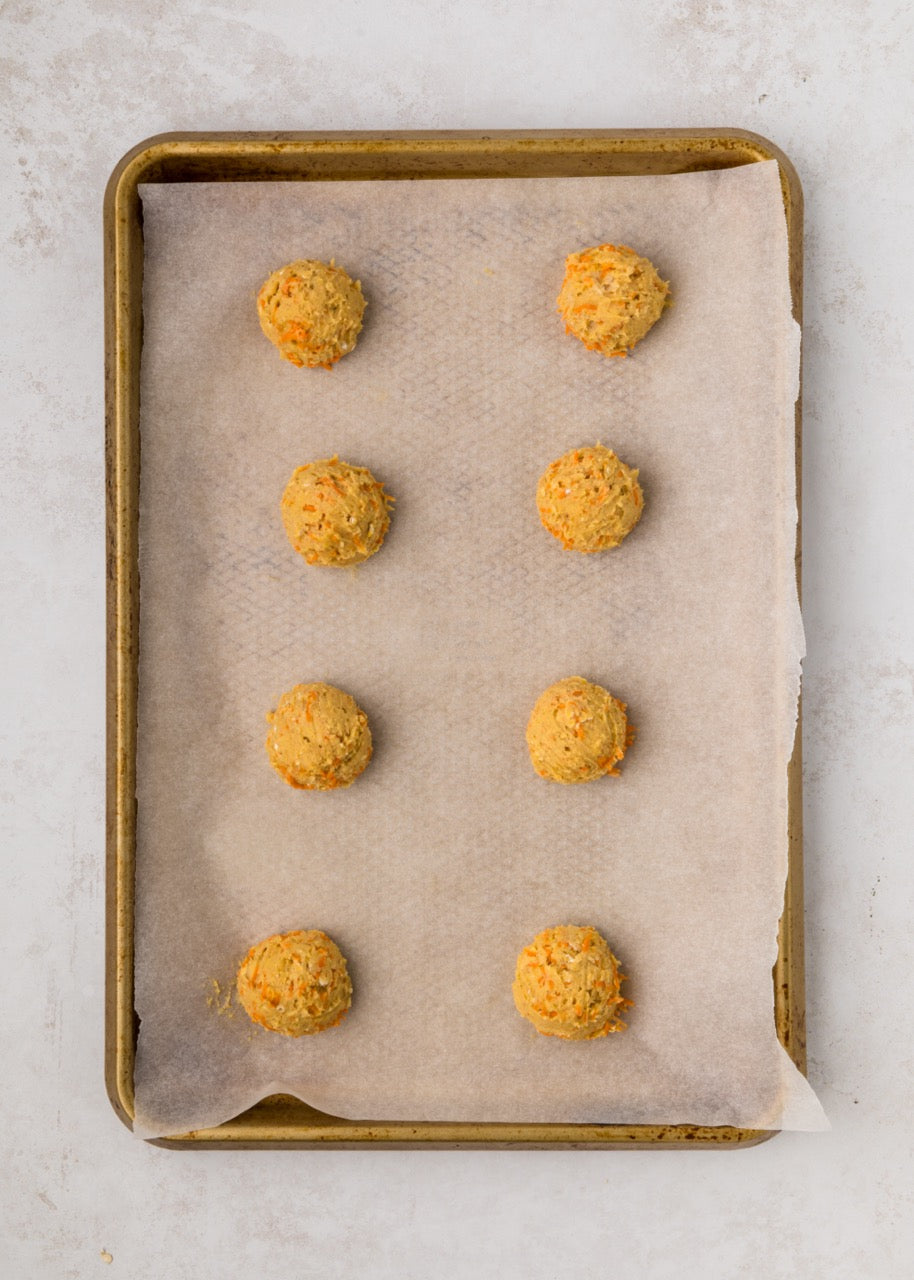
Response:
105,130,804,1147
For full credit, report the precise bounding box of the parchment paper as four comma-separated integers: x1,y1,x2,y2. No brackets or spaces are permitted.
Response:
133,162,826,1137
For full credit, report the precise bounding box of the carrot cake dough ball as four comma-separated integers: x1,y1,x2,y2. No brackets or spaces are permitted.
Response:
536,444,643,553
257,259,366,368
236,929,352,1035
513,925,631,1040
265,682,372,791
526,676,633,783
281,456,393,567
557,243,670,357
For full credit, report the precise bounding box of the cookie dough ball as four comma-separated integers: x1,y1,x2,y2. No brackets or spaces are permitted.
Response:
557,243,670,357
281,456,393,567
265,682,372,790
257,259,366,368
513,925,631,1039
526,676,633,783
537,444,643,553
236,929,352,1036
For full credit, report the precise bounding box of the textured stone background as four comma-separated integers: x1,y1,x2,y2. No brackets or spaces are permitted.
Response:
2,1,911,1275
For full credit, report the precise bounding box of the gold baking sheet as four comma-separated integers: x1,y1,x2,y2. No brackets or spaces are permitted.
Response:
105,130,805,1147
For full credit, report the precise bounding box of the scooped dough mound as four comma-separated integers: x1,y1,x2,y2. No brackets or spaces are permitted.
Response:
265,682,372,790
526,676,633,783
536,444,643,553
513,925,631,1039
257,259,366,368
281,456,393,567
236,929,352,1036
557,243,670,357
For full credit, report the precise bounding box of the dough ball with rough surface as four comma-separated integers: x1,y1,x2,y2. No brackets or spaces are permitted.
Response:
257,259,366,368
557,243,670,357
236,930,352,1036
513,925,631,1039
526,676,633,783
266,682,372,790
537,444,643,553
281,456,393,567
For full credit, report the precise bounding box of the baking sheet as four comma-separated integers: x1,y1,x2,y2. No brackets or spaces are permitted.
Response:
133,162,825,1137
